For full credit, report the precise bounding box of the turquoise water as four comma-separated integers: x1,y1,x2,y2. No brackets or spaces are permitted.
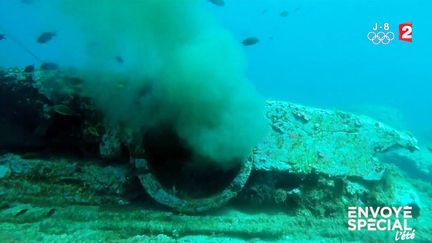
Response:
1,0,431,140
212,0,432,140
0,1,431,242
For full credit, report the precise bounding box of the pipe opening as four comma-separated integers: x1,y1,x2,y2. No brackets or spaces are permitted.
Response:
143,126,242,198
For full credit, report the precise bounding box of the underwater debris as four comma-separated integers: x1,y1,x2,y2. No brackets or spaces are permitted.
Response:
280,11,289,17
52,104,75,116
23,65,35,73
242,37,259,46
37,31,56,44
208,0,225,7
40,62,59,70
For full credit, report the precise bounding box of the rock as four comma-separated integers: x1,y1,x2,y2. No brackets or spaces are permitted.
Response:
0,68,105,154
81,164,129,195
237,101,425,217
254,101,418,180
99,128,122,160
1,154,36,175
0,68,427,218
345,181,368,196
0,165,10,179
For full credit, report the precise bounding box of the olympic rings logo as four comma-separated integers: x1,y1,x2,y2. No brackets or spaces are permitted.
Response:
367,31,395,45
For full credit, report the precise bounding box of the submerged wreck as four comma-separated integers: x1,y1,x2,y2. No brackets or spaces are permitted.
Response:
0,68,431,241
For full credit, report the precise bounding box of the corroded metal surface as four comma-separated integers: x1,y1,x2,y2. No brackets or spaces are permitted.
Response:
134,156,253,214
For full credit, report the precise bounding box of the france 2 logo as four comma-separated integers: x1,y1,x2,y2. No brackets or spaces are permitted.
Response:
399,22,412,42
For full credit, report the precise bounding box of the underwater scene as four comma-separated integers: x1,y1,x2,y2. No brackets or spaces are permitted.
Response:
0,0,431,242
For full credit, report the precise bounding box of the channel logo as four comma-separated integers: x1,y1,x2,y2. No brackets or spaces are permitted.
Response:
399,22,413,42
367,22,412,45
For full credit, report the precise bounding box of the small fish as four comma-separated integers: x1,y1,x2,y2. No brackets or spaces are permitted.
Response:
0,34,5,41
15,208,28,217
115,56,124,64
52,104,75,116
37,31,56,44
46,208,56,217
208,0,224,7
427,146,432,153
24,65,35,73
40,62,59,70
280,11,289,17
21,0,34,4
242,37,259,46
